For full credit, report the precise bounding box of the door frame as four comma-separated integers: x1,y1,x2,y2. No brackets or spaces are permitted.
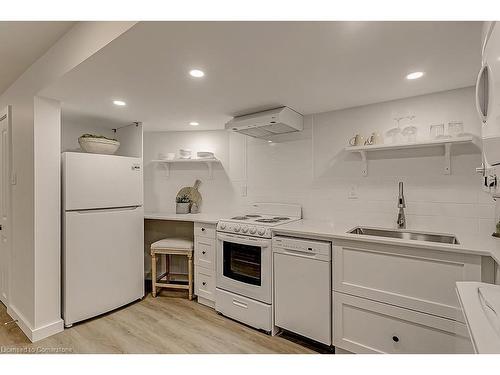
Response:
0,105,12,306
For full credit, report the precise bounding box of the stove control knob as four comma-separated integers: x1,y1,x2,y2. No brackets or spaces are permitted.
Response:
249,227,257,234
234,224,241,232
220,223,226,230
257,227,266,236
241,226,248,233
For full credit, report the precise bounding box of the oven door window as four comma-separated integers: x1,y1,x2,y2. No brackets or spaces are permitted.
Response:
223,241,262,286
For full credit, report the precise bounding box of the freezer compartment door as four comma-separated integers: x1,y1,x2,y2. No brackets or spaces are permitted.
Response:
62,152,143,210
63,206,144,326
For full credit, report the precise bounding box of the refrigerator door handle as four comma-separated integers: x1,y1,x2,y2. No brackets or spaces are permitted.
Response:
71,205,142,214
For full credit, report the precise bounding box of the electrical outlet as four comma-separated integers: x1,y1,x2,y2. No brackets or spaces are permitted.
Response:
241,184,247,197
348,185,358,199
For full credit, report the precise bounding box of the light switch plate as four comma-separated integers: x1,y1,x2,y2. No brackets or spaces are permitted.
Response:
348,185,358,199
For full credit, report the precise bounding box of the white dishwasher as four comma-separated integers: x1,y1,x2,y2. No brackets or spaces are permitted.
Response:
273,236,332,345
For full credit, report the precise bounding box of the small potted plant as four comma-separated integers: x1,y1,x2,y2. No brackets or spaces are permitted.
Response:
176,194,191,214
494,219,500,238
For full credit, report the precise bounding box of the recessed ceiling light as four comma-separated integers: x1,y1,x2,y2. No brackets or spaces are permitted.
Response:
189,69,205,78
406,71,424,80
267,140,273,143
113,100,126,106
189,121,199,126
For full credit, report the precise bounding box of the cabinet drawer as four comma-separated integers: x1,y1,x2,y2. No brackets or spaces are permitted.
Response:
333,241,482,321
215,288,272,332
194,237,215,268
333,292,473,354
194,222,216,239
195,266,215,302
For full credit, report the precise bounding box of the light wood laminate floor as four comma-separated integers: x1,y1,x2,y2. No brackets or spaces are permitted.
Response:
0,292,316,354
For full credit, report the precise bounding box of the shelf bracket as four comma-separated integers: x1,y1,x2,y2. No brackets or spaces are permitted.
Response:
359,151,368,177
444,143,451,175
160,162,170,178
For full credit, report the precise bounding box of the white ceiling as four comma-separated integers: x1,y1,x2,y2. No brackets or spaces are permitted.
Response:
41,21,482,132
0,21,75,96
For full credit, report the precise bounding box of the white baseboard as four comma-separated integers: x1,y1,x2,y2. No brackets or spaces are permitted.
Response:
7,304,64,342
31,318,64,342
197,296,215,309
335,347,354,354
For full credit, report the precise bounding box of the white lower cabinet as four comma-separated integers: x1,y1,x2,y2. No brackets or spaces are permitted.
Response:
332,240,492,354
194,237,215,269
193,222,217,308
195,266,215,303
333,292,473,354
333,241,487,322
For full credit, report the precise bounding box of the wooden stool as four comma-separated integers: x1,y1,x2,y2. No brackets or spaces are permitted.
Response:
150,238,194,300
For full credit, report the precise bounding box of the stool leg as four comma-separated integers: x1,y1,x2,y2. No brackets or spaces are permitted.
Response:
165,254,170,282
187,253,193,301
151,253,157,298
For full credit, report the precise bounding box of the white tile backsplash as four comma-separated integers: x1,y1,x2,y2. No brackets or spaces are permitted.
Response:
144,86,498,239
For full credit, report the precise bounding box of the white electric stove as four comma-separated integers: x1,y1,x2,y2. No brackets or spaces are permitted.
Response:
216,203,301,239
215,203,302,333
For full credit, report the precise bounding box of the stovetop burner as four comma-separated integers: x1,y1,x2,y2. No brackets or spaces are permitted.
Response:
255,218,281,223
218,203,301,238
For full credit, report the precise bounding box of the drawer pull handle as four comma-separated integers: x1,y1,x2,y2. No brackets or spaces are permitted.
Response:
201,228,205,232
202,282,206,286
232,299,248,309
202,251,206,255
392,336,399,343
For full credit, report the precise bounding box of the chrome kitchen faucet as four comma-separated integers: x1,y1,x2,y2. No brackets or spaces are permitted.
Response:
397,181,406,229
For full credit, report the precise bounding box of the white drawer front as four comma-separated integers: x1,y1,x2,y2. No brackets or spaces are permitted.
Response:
215,288,272,332
333,242,481,321
334,292,473,354
195,266,215,302
194,222,216,239
195,237,215,269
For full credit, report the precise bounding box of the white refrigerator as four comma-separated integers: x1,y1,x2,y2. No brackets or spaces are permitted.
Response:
62,152,144,327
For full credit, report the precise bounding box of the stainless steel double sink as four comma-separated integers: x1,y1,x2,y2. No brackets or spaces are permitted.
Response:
348,227,460,245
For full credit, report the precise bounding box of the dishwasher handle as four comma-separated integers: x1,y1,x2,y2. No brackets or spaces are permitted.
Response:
274,247,331,261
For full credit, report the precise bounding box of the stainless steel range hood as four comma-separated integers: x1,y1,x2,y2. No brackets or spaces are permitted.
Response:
225,107,303,139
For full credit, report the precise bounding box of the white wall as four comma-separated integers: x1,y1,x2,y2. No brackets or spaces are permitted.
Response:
33,96,63,336
144,130,240,214
144,87,497,239
116,123,143,158
0,21,137,341
310,86,493,236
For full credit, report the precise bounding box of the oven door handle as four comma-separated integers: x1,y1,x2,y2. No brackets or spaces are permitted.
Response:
217,232,271,247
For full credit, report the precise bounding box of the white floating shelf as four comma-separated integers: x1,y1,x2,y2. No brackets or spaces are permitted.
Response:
152,158,221,179
345,136,479,176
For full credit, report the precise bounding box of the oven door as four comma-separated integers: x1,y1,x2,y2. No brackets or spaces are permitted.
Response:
216,232,272,304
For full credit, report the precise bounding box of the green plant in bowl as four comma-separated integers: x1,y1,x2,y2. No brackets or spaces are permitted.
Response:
80,133,118,141
176,194,190,203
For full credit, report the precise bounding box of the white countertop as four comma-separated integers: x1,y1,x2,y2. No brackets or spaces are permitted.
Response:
144,212,224,224
456,282,500,353
144,213,500,263
273,219,500,264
